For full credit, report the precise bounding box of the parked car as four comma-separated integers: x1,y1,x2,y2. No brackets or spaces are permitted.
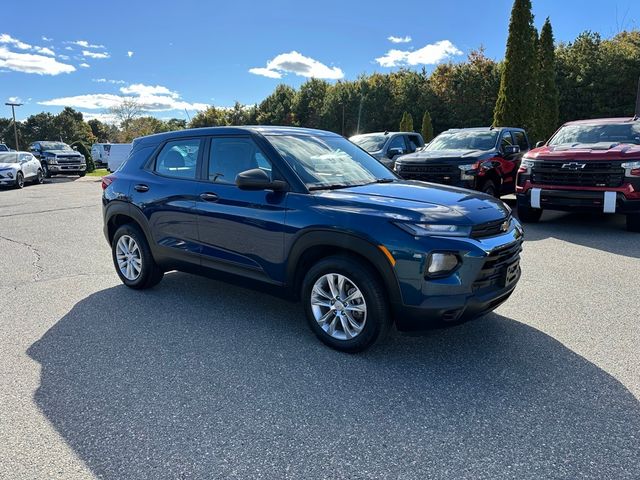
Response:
394,127,530,197
0,152,43,188
107,143,132,172
516,118,640,232
350,131,425,168
29,141,87,178
91,143,111,167
102,126,523,352
0,143,9,152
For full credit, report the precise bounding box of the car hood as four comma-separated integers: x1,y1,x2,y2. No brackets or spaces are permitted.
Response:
314,181,510,225
528,143,640,161
0,162,18,169
44,149,82,156
396,149,491,164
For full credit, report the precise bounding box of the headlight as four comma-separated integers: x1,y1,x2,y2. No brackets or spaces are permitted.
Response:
518,158,535,174
6,171,14,178
427,252,460,277
394,222,472,237
621,160,640,177
458,163,477,180
48,157,57,164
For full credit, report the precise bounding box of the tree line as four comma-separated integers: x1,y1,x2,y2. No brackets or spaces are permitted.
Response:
1,1,639,156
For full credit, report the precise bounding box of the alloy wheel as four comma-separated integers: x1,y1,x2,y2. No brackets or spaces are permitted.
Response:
115,235,142,281
310,273,367,340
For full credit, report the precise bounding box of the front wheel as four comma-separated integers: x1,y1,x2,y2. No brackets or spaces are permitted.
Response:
302,255,391,353
627,213,640,233
14,171,24,189
481,180,498,197
112,224,164,289
42,163,51,178
78,172,86,177
517,197,543,223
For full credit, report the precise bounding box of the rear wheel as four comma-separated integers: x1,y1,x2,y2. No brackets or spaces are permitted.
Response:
112,224,164,289
14,171,24,189
627,213,640,233
517,197,543,223
302,255,391,352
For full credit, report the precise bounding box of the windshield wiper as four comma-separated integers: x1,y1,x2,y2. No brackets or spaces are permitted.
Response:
308,183,353,191
362,178,395,185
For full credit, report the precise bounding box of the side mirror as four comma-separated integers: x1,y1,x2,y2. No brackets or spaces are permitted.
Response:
72,146,78,151
503,145,520,155
388,147,404,159
236,168,287,191
535,141,545,148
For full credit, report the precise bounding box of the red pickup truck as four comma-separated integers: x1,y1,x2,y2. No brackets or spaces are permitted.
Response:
516,118,640,232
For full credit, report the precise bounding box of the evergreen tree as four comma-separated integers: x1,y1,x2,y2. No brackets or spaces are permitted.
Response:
399,111,414,132
493,0,538,131
536,18,559,142
421,111,434,142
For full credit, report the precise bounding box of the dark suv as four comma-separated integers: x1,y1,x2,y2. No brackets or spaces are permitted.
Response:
102,127,523,352
30,141,87,178
394,127,529,197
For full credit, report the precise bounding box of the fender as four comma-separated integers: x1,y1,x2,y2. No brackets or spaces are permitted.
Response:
103,201,154,250
286,229,403,306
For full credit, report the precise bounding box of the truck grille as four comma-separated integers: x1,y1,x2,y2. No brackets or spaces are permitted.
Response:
471,217,510,238
397,163,459,183
472,241,522,291
57,155,82,165
531,161,624,187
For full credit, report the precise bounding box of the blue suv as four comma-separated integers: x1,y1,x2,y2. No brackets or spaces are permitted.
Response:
102,126,523,352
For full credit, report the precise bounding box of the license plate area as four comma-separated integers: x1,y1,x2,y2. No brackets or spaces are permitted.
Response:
503,261,520,287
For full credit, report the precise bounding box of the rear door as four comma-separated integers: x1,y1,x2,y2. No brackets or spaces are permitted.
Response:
131,137,203,267
193,135,287,283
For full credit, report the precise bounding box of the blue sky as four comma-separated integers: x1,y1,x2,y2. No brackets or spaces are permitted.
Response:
1,0,638,123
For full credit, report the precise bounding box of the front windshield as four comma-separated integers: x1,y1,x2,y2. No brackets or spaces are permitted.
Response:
0,152,19,164
40,141,72,151
426,130,499,151
350,134,387,153
267,134,396,189
548,123,640,146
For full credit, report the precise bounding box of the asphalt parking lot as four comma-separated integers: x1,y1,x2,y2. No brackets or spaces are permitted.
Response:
1,177,639,479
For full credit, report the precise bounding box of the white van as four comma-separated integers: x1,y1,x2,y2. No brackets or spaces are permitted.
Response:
107,144,133,172
91,143,111,167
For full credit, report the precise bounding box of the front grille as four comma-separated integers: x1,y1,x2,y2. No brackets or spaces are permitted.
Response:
471,217,510,238
531,161,624,187
397,163,459,184
472,241,522,291
56,155,82,164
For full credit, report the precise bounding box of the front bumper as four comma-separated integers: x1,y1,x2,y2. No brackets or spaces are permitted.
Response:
0,170,17,185
392,221,524,330
517,188,640,214
49,164,86,173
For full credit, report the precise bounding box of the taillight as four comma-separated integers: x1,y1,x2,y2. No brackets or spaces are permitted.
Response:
101,174,115,190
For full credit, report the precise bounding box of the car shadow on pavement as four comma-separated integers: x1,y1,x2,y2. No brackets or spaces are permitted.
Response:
516,210,640,258
28,273,640,479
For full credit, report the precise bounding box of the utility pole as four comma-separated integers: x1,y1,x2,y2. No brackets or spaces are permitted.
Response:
5,102,22,150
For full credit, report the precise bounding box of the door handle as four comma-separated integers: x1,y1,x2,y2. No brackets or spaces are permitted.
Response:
200,192,219,202
134,184,149,192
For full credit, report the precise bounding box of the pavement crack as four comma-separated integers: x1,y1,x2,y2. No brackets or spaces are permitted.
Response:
0,204,96,218
0,234,44,281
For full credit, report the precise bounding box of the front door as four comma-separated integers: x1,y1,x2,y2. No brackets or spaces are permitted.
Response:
193,136,287,284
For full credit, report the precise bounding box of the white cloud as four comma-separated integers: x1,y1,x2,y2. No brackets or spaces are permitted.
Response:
0,33,31,50
40,83,208,113
34,46,55,56
127,51,134,58
78,111,119,124
64,46,73,51
72,40,105,49
42,36,53,42
7,96,21,103
82,50,110,59
375,40,462,67
58,54,70,60
0,46,76,75
79,62,90,68
250,51,343,80
388,35,412,44
93,78,126,84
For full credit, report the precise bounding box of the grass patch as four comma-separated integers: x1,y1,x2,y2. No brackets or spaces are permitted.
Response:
87,168,109,177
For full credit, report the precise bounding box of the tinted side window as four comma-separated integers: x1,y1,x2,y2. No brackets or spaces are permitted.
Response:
512,131,529,151
406,134,422,152
388,135,407,152
154,138,200,179
500,132,514,149
208,137,272,184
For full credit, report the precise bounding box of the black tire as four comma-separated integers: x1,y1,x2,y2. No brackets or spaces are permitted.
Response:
78,172,86,177
481,179,498,197
34,169,44,184
627,213,640,233
516,197,543,223
111,223,164,289
14,171,24,189
301,255,391,353
42,163,51,178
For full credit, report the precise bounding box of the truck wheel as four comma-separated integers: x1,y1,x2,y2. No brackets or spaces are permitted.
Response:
34,169,44,184
517,197,543,223
302,255,391,353
14,171,24,189
78,172,86,177
42,163,51,178
481,180,498,197
626,214,640,233
112,224,164,289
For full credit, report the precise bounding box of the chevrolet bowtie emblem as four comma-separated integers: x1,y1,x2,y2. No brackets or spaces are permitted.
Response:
561,162,587,170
